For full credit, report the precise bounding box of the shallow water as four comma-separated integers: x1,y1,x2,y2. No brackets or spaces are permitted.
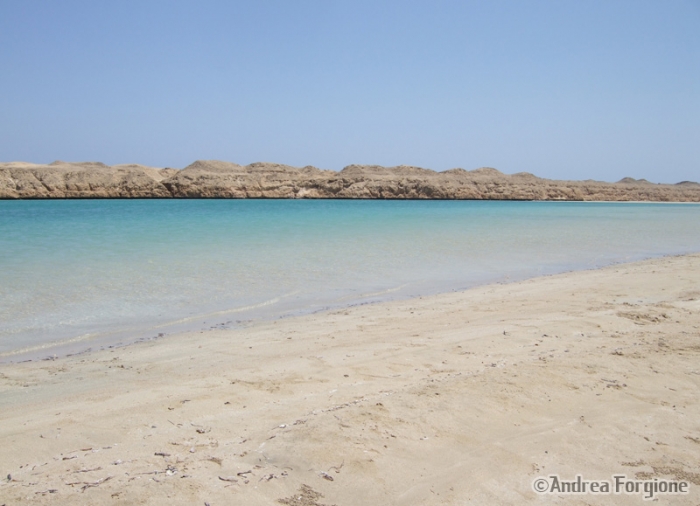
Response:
1,199,699,361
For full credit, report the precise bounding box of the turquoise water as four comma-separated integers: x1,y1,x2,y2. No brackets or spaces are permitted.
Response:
1,200,699,361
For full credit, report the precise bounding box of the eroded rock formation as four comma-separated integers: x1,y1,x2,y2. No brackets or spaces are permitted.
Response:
0,161,176,199
1,160,699,201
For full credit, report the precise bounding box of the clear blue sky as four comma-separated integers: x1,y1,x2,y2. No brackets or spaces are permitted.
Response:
1,1,698,182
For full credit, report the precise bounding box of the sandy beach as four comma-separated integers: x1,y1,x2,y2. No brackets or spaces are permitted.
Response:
1,254,699,505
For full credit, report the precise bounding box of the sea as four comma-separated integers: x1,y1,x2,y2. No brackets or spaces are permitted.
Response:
1,199,699,362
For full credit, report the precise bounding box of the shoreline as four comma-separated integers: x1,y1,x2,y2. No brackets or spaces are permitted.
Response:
3,248,698,365
2,254,700,504
4,197,700,203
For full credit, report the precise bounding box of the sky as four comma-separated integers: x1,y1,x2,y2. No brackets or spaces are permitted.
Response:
0,1,698,182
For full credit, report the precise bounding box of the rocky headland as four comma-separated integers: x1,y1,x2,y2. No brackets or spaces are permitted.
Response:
1,159,699,201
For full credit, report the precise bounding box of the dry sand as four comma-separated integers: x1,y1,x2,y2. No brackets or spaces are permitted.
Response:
1,254,700,505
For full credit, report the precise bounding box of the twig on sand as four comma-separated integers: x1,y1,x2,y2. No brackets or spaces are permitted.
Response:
327,461,344,474
65,475,113,492
74,467,102,473
34,489,58,495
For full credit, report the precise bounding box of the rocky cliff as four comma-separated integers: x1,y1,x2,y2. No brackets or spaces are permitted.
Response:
0,161,177,199
1,160,699,201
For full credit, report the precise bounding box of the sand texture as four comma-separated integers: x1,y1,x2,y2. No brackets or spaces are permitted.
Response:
2,160,700,201
1,254,700,504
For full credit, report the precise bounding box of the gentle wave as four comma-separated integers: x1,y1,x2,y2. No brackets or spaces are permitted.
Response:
1,200,699,360
155,291,300,327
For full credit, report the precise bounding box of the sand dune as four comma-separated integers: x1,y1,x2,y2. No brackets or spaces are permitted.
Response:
1,254,699,504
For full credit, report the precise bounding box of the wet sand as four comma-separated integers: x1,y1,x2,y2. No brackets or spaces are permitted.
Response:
1,254,699,505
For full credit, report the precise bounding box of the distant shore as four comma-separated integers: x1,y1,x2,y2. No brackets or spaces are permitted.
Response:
2,159,700,201
1,253,699,504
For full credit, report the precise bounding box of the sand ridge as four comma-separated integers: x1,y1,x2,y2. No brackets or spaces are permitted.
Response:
1,254,700,504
